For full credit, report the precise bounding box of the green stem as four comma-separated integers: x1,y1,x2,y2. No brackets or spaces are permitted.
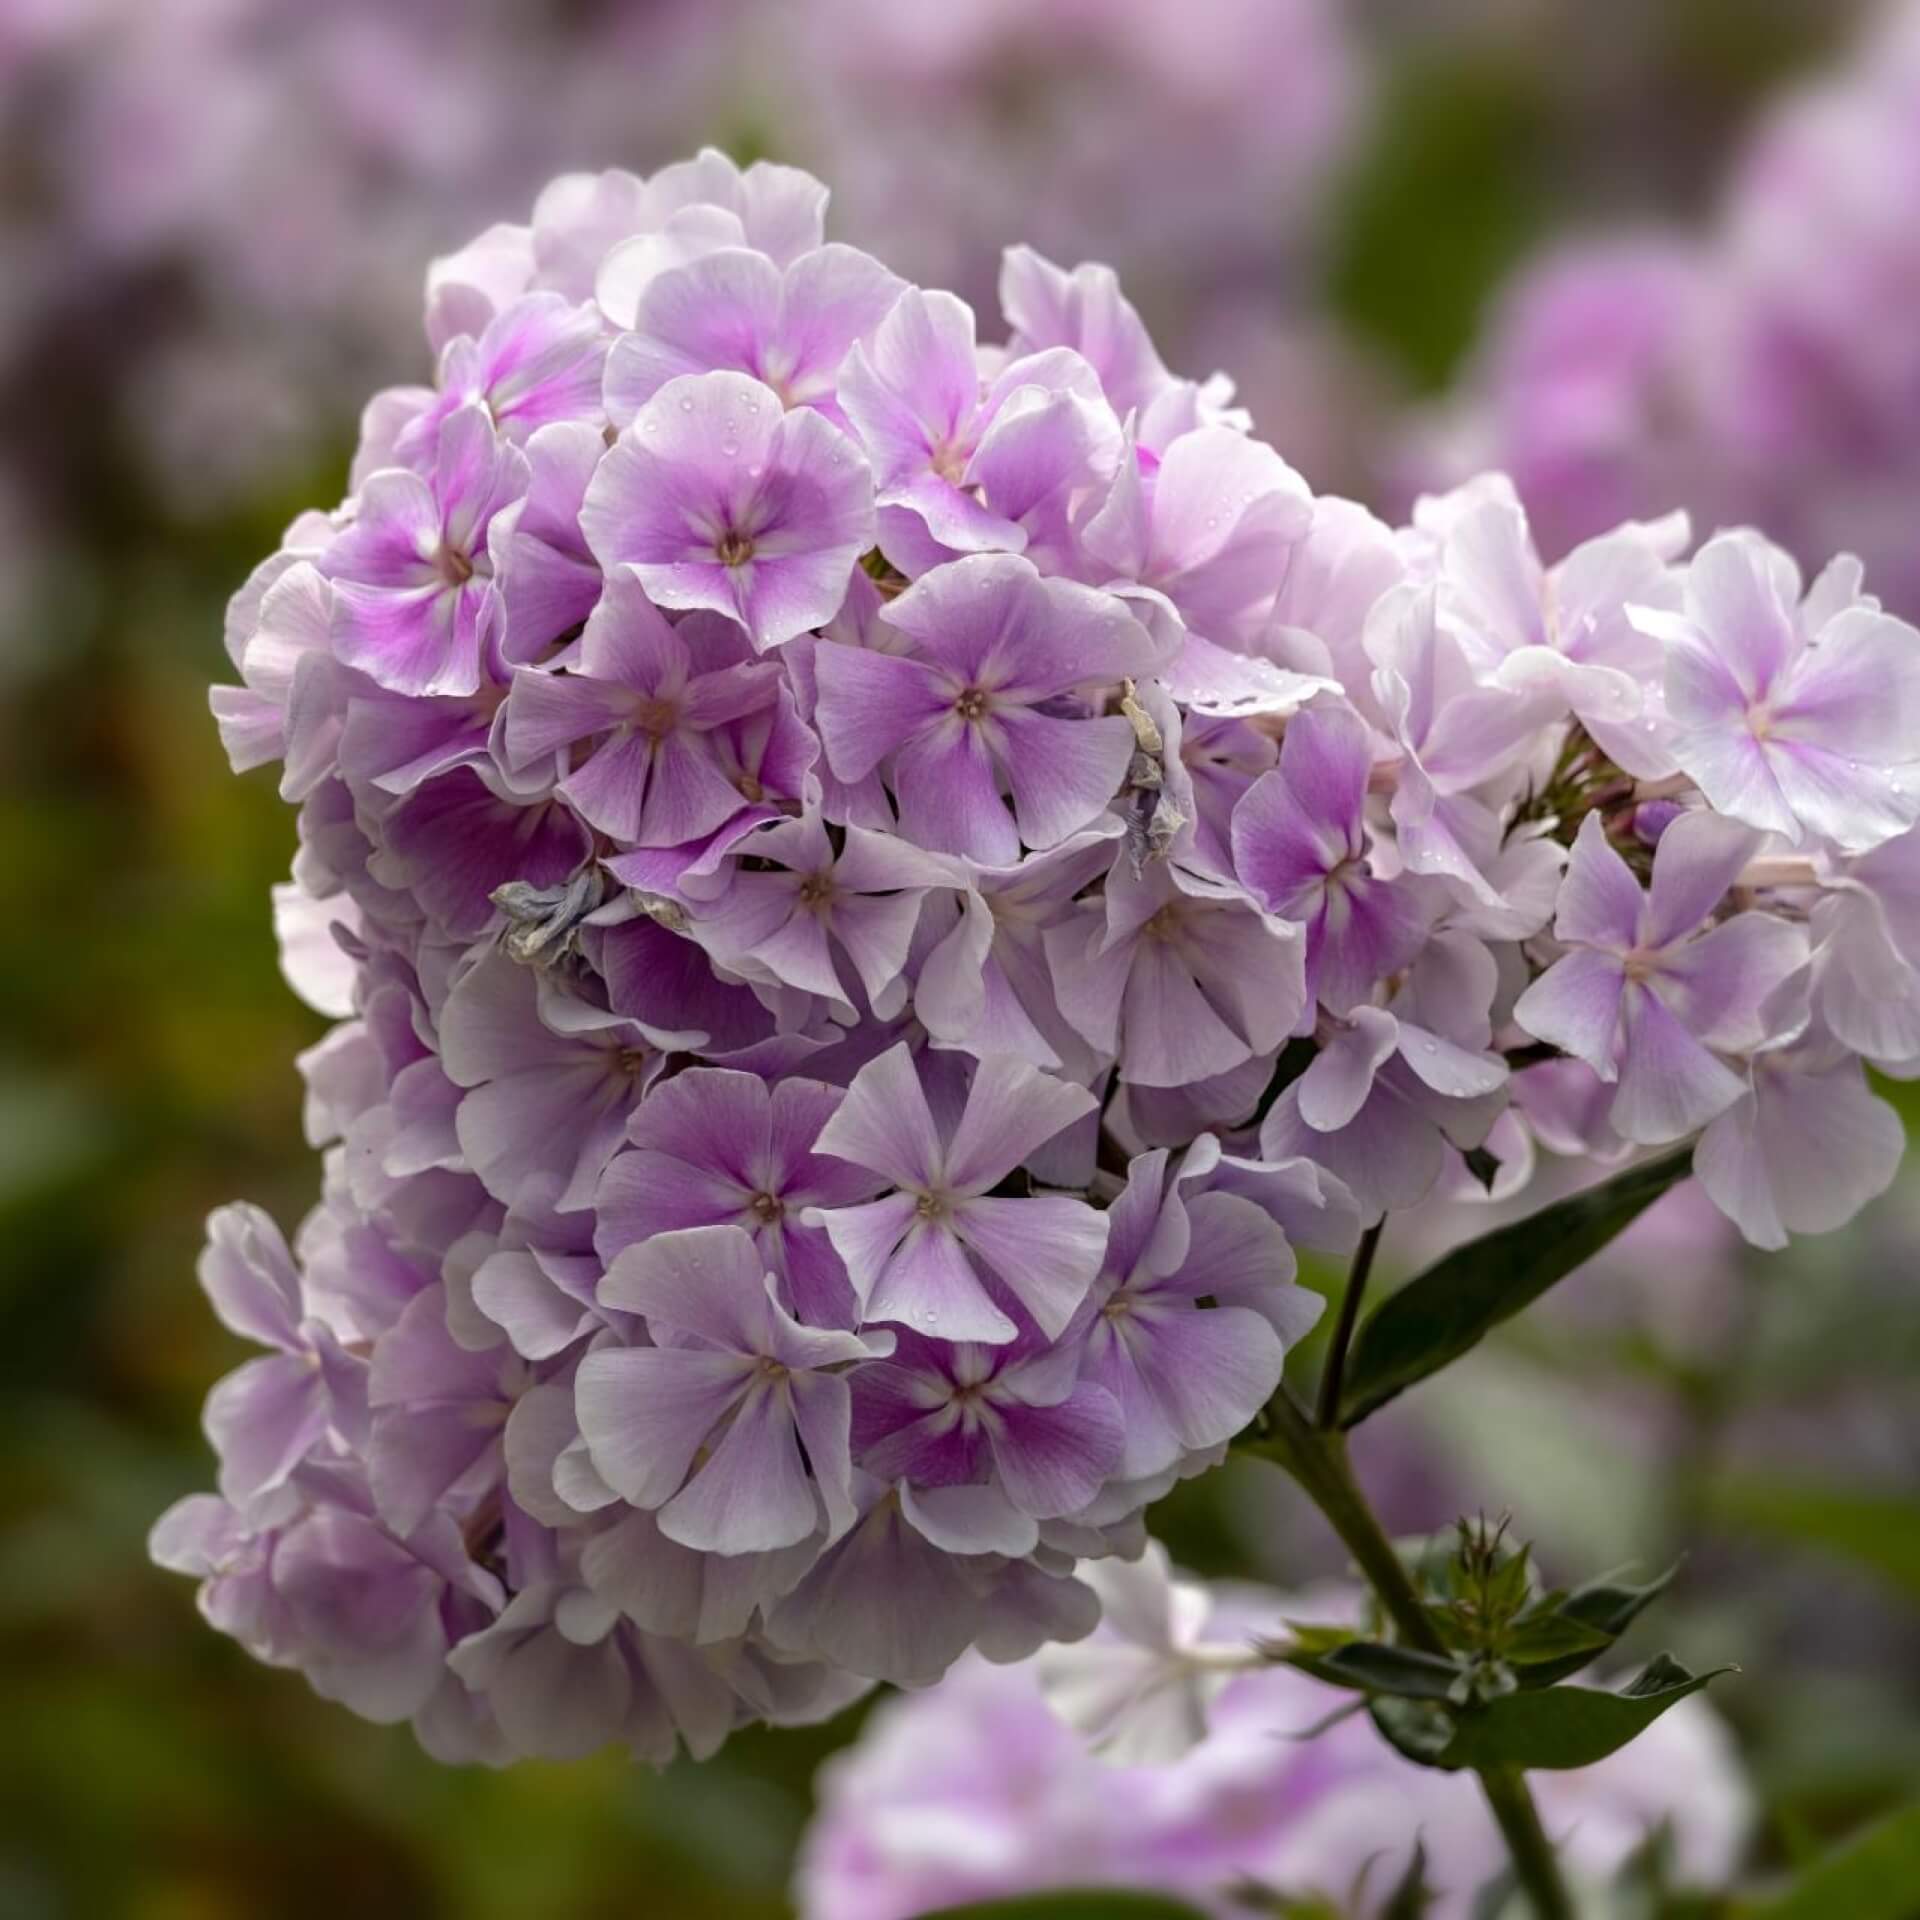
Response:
1481,1769,1576,1920
1246,1393,1574,1920
1315,1220,1383,1431
1259,1391,1442,1650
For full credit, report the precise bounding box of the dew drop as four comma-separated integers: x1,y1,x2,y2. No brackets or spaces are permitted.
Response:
679,396,695,413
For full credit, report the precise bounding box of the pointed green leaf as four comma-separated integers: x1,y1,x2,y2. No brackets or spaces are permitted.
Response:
1503,1613,1618,1672
1221,1887,1343,1919
1559,1561,1682,1637
1369,1697,1457,1768
1276,1640,1464,1701
1274,1620,1362,1656
1337,1149,1694,1426
1515,1562,1682,1687
1434,1654,1734,1772
1379,1839,1439,1919
1742,1801,1920,1920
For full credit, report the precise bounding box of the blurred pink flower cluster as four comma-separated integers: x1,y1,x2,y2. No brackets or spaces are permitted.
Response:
769,0,1359,291
1409,2,1920,619
0,0,742,517
798,1547,1753,1919
0,0,1363,533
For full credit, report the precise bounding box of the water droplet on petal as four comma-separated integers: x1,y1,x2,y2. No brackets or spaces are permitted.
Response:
679,396,695,413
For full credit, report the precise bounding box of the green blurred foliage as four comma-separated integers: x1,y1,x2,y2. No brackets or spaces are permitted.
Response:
1327,48,1556,392
1,5,1915,1917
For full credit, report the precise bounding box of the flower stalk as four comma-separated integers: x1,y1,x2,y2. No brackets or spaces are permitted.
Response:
1246,1390,1576,1920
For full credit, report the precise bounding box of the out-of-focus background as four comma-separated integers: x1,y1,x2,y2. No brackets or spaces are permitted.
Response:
3,1,1918,1913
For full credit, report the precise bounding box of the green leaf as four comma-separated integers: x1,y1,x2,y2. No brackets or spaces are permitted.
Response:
1369,1697,1457,1768
1379,1839,1439,1919
1275,1640,1465,1702
918,1896,1212,1920
1274,1620,1361,1656
1434,1654,1734,1773
1515,1562,1682,1687
1741,1801,1920,1920
1503,1613,1618,1671
1336,1149,1695,1426
1558,1562,1682,1638
1220,1886,1344,1919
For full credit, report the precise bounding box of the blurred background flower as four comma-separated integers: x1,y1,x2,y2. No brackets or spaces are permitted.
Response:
2,2,1917,1914
1404,0,1920,617
798,1566,1754,1920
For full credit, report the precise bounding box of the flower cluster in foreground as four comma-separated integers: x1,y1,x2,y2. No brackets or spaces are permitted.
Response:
157,148,1913,1765
799,1548,1753,1920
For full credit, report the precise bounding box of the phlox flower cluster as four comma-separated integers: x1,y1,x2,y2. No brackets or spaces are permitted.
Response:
1410,1,1920,622
798,1546,1753,1920
158,147,1914,1765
